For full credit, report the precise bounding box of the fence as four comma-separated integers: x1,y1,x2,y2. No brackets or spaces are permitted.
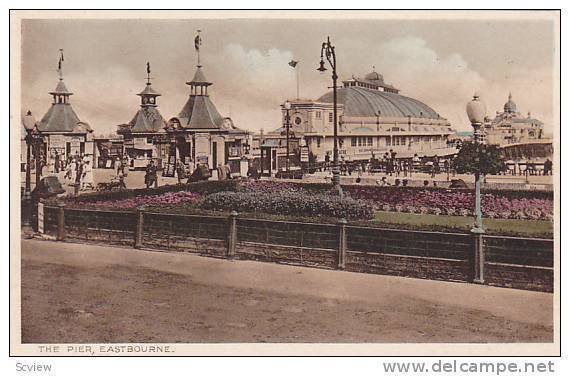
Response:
41,204,554,292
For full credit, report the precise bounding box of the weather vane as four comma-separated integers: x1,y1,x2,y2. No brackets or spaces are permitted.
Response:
57,48,64,79
194,30,202,67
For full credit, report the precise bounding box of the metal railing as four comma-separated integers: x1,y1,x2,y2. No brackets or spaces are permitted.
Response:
40,203,554,292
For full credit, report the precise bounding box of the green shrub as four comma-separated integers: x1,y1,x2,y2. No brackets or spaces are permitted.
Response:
186,180,240,194
199,190,373,220
71,180,240,203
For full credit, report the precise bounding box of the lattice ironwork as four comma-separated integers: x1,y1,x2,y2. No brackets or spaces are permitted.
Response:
64,208,136,245
346,226,473,261
236,218,339,250
143,212,228,251
484,236,553,267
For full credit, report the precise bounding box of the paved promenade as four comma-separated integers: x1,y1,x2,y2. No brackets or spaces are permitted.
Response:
20,239,553,344
21,167,553,195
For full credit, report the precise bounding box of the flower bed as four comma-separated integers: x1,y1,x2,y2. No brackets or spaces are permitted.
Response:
73,191,202,210
199,190,374,220
60,179,553,222
238,181,553,221
344,186,552,221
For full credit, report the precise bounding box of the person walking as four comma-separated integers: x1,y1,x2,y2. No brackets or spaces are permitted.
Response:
145,160,158,188
54,151,60,173
115,156,123,177
74,159,83,196
69,157,77,186
81,160,94,190
176,162,187,184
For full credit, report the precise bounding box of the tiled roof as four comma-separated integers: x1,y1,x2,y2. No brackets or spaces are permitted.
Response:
188,66,210,85
138,84,161,97
177,95,223,129
129,107,166,133
37,103,82,133
49,80,73,95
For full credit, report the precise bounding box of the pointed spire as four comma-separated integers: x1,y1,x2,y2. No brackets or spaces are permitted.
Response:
50,49,72,100
137,61,161,106
187,30,211,95
508,91,512,101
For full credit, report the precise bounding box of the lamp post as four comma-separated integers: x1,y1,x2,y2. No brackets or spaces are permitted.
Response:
466,93,486,232
284,100,292,172
466,93,486,283
22,111,37,228
376,110,381,132
318,36,343,197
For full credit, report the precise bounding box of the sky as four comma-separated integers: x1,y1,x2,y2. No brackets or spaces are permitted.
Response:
20,15,557,136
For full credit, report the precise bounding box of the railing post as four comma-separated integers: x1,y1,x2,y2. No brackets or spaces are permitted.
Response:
471,229,485,284
227,211,238,259
56,202,66,241
134,205,146,249
337,218,347,270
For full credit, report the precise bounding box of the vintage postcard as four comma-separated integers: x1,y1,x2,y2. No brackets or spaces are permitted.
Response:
9,9,560,357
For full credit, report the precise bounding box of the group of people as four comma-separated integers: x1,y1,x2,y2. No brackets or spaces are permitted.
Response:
62,154,94,192
505,158,553,176
322,151,450,179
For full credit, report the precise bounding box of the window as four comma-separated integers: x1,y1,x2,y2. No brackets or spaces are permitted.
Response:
317,138,321,148
367,137,373,146
328,112,333,123
316,111,321,119
351,137,357,147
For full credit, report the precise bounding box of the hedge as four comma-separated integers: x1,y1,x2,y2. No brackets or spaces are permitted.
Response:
199,191,374,220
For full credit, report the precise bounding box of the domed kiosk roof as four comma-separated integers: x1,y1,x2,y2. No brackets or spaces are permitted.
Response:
317,86,441,119
364,70,384,83
503,92,518,113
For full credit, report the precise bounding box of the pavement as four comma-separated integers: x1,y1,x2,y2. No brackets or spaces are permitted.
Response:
21,168,553,195
19,239,553,344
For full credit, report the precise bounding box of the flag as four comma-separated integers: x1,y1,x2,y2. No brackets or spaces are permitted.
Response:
194,34,202,51
147,61,151,75
288,60,298,68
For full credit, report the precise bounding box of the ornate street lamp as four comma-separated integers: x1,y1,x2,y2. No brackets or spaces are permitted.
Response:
284,100,292,172
318,36,343,197
466,93,486,283
22,110,38,228
376,110,381,132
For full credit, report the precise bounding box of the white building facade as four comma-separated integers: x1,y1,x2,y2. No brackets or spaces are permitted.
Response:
273,70,457,163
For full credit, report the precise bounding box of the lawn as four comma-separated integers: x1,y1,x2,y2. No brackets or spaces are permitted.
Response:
372,211,553,238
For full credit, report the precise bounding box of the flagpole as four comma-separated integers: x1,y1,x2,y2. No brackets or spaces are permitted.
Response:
296,66,300,99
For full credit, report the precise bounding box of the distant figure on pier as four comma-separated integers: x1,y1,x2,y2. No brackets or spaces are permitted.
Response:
145,160,158,188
